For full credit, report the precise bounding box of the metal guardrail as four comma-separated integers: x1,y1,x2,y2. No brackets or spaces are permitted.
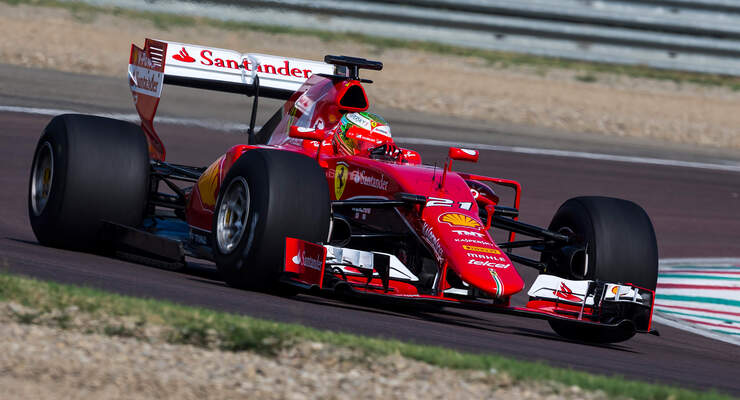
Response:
86,0,740,76
201,0,740,76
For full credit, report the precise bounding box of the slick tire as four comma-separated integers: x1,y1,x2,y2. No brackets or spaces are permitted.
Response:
543,196,658,343
212,149,330,291
28,114,149,250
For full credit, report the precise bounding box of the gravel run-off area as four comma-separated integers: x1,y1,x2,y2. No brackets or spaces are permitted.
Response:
1,302,610,400
1,2,739,150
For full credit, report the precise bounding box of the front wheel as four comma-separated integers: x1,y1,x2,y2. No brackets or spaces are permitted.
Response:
542,196,658,343
212,149,330,290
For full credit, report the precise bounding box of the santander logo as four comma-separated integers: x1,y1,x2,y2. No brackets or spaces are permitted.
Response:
292,251,323,271
169,46,316,78
172,47,196,63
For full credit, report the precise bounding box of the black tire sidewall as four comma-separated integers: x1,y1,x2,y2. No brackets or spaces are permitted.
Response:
543,196,658,343
28,114,149,250
28,117,70,246
213,149,330,290
212,150,272,287
547,196,658,291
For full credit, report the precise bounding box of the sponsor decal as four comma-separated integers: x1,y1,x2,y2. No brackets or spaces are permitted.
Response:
439,213,481,229
489,268,503,298
294,92,315,114
131,46,161,70
292,250,323,271
347,133,384,146
468,259,510,269
129,47,164,98
452,229,484,237
129,65,163,98
454,238,491,245
470,188,480,199
170,47,316,78
352,207,371,221
372,125,391,137
421,222,444,263
346,112,372,130
554,282,582,302
462,245,500,254
351,170,389,191
467,253,508,262
334,162,349,199
172,47,196,63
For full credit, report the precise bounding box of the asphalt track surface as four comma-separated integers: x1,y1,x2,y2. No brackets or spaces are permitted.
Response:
1,65,740,395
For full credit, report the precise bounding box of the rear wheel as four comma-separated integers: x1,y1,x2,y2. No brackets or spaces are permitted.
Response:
212,149,330,290
543,196,658,343
28,114,149,250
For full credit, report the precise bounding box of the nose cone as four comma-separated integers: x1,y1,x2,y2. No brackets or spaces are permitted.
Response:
390,166,524,299
451,250,525,298
422,208,524,298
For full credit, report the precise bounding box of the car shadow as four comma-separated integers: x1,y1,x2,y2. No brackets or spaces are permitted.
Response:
290,290,635,352
5,239,636,352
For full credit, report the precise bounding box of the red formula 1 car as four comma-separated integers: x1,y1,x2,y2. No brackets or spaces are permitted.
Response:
28,39,659,343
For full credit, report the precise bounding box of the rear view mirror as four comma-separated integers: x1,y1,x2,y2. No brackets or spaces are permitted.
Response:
449,147,479,163
289,126,328,141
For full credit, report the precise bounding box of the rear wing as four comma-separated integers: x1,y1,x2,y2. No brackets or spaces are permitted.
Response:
128,38,335,160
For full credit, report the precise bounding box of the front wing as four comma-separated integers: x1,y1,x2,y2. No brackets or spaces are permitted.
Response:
283,237,657,335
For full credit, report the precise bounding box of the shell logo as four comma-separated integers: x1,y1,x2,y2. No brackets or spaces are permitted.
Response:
438,213,481,229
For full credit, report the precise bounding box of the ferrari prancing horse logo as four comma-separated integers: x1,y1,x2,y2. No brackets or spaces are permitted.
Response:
334,162,349,199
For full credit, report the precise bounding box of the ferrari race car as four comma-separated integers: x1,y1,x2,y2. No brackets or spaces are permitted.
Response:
28,39,659,343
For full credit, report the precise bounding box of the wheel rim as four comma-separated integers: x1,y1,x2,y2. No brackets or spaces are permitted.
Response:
216,177,250,254
30,142,54,216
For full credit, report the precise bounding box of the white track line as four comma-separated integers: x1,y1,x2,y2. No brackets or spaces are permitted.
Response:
0,105,251,131
393,137,740,173
3,104,740,172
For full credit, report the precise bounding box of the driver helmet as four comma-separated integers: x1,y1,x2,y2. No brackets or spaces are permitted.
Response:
332,111,392,156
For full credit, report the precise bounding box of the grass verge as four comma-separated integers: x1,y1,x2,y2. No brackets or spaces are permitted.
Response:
0,271,733,400
5,0,740,90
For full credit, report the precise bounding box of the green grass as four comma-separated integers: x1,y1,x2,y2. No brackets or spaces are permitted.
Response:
5,0,740,91
0,272,734,400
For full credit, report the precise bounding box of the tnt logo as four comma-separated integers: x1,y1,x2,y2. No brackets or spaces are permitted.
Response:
452,230,483,237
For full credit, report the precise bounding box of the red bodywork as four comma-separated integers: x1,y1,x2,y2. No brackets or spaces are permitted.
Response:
177,74,525,301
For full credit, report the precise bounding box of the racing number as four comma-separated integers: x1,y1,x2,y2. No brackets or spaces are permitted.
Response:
426,197,473,210
426,197,453,207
